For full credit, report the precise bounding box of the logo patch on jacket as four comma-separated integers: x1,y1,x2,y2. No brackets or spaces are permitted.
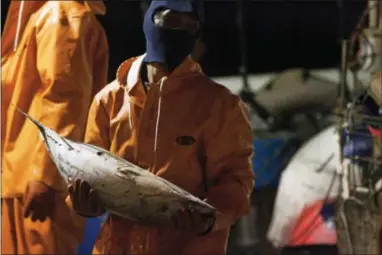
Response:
176,136,195,146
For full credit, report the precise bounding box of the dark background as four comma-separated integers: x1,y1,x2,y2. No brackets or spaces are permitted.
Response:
1,0,366,81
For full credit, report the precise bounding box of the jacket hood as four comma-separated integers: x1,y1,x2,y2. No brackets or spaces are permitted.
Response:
1,0,106,57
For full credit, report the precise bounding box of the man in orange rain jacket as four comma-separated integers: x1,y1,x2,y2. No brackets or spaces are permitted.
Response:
68,0,255,254
1,1,109,254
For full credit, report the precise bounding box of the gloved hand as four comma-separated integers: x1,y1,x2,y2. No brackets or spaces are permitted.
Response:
171,200,216,236
68,179,105,217
23,180,57,222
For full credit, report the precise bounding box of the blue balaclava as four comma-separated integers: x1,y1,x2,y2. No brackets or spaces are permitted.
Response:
143,0,204,72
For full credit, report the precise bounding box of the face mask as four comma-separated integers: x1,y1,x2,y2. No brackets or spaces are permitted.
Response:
143,0,204,72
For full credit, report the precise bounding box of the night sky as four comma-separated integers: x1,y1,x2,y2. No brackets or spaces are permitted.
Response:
2,0,366,82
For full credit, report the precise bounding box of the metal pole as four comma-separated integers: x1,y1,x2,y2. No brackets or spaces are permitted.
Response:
237,0,249,90
339,40,349,109
369,0,378,28
337,0,350,102
336,1,352,250
236,0,270,125
337,0,345,42
336,39,349,169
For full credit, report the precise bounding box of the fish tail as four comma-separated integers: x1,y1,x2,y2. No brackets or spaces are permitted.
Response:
11,103,46,134
10,103,75,150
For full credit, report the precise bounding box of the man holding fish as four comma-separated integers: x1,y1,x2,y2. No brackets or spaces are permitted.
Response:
68,0,255,254
1,0,108,254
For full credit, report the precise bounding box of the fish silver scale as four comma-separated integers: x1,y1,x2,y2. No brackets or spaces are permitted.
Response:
16,108,216,223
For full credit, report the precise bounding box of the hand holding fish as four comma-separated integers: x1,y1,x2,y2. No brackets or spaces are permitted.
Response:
68,179,106,217
171,200,216,236
23,180,56,222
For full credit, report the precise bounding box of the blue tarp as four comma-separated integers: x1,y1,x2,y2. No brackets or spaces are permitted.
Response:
252,132,300,190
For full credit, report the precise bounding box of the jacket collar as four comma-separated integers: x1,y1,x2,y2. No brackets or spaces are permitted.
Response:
116,54,202,96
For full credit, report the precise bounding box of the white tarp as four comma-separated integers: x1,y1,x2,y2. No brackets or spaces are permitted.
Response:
266,126,342,247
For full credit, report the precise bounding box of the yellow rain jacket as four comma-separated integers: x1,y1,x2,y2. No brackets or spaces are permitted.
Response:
1,1,108,254
85,55,255,255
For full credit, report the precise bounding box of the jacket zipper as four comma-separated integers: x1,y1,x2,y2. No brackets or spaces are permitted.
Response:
133,78,165,168
152,78,166,169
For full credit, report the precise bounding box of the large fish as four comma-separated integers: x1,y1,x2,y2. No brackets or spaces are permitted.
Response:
16,108,216,223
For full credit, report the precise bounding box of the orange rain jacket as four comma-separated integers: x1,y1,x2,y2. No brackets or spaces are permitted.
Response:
85,54,255,255
1,0,109,197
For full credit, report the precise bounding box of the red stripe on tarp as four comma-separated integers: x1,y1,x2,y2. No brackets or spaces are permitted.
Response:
368,126,382,138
